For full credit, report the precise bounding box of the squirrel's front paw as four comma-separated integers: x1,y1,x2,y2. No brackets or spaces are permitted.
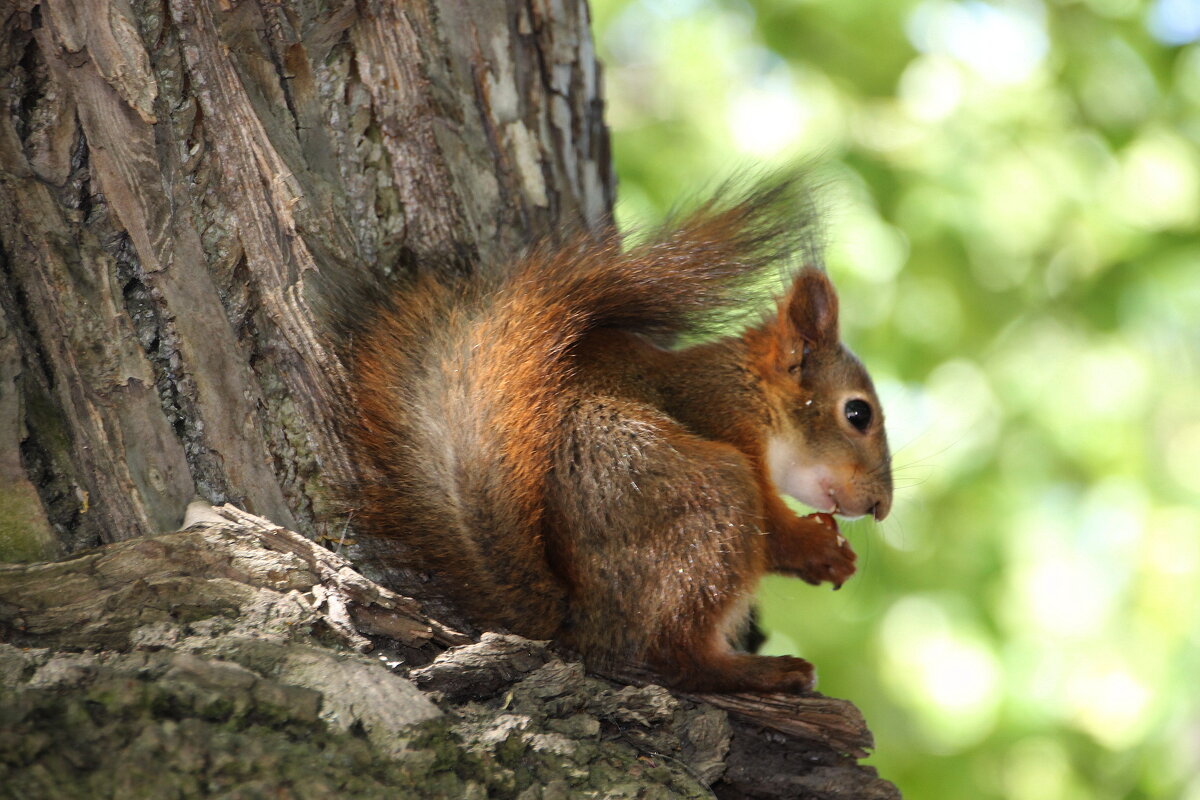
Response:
789,513,857,589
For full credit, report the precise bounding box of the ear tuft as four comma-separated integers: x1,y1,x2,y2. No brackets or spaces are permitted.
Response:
786,267,839,345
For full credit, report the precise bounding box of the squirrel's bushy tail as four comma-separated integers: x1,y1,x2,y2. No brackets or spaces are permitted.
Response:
345,176,818,633
519,176,819,343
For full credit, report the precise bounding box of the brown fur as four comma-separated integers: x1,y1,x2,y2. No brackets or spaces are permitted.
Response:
344,180,893,692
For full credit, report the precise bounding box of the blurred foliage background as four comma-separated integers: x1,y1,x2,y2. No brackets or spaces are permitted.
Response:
588,0,1200,797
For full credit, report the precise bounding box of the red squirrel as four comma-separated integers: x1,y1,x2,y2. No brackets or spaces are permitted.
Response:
343,179,893,693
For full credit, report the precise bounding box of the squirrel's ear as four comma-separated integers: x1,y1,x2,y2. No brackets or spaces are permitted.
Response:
785,267,839,346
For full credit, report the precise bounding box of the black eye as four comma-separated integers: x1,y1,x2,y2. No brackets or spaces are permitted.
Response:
844,399,872,432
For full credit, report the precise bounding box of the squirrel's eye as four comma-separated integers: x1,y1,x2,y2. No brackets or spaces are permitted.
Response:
844,399,872,432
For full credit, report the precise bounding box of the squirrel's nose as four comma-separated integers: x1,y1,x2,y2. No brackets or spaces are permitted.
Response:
871,497,891,521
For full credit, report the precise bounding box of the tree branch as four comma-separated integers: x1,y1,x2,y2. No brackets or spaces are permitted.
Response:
0,505,898,798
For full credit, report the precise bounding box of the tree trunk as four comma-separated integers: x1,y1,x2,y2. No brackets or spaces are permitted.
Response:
0,0,899,796
0,0,611,556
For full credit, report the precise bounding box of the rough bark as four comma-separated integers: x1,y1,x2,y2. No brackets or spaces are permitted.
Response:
0,506,900,799
0,0,610,556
